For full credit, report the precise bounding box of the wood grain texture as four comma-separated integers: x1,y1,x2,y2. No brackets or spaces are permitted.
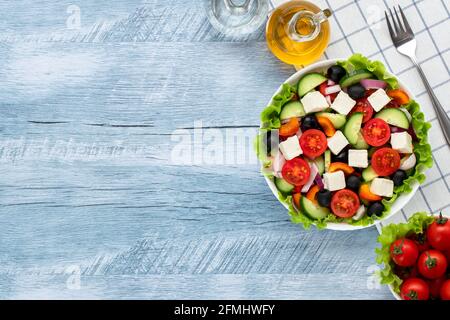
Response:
0,0,394,299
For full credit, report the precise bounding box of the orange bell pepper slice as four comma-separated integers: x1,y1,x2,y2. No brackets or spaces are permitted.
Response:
387,89,410,106
328,162,355,175
316,116,336,137
359,183,382,202
279,117,300,138
293,193,302,209
306,185,320,205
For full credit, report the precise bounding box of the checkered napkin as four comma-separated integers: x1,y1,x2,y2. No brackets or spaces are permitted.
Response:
270,0,450,231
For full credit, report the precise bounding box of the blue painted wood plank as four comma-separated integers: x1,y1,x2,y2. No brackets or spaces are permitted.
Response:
0,0,392,299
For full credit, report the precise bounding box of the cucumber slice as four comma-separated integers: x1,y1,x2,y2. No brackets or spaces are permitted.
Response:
339,69,374,88
297,73,327,97
344,112,364,145
280,101,306,121
274,177,294,194
300,197,330,220
375,108,410,129
313,156,325,175
352,130,369,149
324,150,331,172
316,112,347,129
362,165,379,182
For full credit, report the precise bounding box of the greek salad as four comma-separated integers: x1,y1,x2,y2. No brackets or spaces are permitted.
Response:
257,54,433,228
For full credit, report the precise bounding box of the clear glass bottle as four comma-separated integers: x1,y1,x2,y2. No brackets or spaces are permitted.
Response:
205,0,269,37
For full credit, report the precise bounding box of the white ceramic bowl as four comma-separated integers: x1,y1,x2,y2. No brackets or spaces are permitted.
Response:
263,58,420,231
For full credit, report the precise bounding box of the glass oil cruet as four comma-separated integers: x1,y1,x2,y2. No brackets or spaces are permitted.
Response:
266,1,332,67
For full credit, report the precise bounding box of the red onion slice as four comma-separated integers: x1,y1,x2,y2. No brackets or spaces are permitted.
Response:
272,152,285,178
301,163,318,193
390,126,407,133
327,79,336,86
408,126,418,141
324,84,341,95
360,79,387,90
314,174,324,189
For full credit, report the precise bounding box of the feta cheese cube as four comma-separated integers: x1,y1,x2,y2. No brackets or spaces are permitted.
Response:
323,171,346,191
391,132,413,153
327,130,349,155
370,178,394,198
367,88,391,112
300,91,329,114
330,91,356,115
279,136,302,160
348,149,369,168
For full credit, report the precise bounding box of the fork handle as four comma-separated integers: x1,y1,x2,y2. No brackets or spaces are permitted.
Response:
412,58,450,145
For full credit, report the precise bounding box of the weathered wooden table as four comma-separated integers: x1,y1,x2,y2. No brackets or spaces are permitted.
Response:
1,0,449,299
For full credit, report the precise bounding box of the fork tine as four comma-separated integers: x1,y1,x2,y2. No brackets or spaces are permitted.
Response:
389,8,401,35
398,5,413,34
393,6,405,32
385,11,396,38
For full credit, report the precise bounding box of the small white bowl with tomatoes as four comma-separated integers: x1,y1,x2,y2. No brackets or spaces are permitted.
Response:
258,56,432,231
376,212,450,300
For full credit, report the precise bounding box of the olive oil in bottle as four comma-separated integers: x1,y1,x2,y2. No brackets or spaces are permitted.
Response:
266,1,332,67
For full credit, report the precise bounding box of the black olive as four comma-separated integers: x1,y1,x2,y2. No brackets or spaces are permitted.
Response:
327,65,347,83
332,150,348,163
347,84,366,100
392,170,408,186
300,115,320,131
346,175,361,191
317,189,332,207
367,202,384,217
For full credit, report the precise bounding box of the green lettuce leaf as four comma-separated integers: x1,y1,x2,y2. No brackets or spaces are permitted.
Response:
337,53,399,89
261,83,296,129
375,212,435,293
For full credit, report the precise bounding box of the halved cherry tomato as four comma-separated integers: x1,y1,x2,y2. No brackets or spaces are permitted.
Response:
299,129,328,158
362,118,391,147
279,117,300,138
316,116,336,137
364,89,378,98
306,185,320,205
350,99,374,123
387,89,410,106
359,183,382,201
386,99,400,108
328,162,355,175
282,158,311,186
293,193,301,209
371,147,401,176
331,189,360,218
328,92,338,103
319,82,328,96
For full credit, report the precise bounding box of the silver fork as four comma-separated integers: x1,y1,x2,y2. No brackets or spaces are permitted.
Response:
385,6,450,145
